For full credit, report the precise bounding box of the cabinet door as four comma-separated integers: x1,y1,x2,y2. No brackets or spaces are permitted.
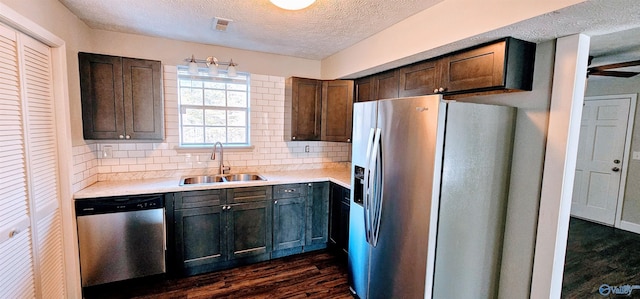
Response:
122,58,163,140
290,77,321,141
329,184,350,254
79,52,124,139
440,41,506,93
355,76,374,102
373,70,399,100
174,206,226,274
398,60,439,97
321,80,353,142
273,196,307,251
329,184,342,247
307,182,329,246
226,201,272,260
338,195,350,254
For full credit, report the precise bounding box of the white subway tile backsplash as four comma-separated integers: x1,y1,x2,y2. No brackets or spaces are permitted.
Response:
71,71,351,183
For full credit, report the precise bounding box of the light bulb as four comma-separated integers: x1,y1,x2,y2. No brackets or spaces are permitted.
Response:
188,55,198,75
227,59,237,77
208,63,219,76
206,56,219,76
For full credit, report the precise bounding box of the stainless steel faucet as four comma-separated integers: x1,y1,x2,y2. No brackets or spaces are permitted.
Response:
211,141,231,175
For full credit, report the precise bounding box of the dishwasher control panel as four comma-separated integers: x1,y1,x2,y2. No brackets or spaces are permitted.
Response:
75,194,164,216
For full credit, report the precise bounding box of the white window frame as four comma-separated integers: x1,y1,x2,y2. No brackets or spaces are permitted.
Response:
177,66,250,147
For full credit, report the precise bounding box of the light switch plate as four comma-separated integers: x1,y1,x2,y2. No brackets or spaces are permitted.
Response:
633,151,640,160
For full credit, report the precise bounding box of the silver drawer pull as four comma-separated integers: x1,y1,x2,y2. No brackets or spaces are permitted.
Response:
284,189,296,193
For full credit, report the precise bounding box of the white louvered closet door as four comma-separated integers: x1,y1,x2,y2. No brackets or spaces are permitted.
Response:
0,23,36,299
0,22,65,298
21,33,65,298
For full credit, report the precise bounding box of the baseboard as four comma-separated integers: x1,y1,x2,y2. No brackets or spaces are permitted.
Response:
618,220,640,234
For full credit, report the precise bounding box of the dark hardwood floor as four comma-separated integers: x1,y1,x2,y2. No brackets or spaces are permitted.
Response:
83,250,352,299
562,217,640,298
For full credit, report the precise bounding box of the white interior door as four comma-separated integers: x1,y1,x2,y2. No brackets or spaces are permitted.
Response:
571,96,632,225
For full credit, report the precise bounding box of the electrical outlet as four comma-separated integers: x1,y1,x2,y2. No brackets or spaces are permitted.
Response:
102,145,113,159
305,145,310,153
633,151,640,160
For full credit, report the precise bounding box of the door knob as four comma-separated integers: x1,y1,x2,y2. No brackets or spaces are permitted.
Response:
614,159,621,164
612,167,620,172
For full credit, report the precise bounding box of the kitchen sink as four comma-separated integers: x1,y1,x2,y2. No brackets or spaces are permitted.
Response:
180,175,224,185
221,173,266,182
180,173,266,185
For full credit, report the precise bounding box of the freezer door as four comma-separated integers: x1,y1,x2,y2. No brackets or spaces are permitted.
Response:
348,101,377,298
368,95,444,298
432,102,516,299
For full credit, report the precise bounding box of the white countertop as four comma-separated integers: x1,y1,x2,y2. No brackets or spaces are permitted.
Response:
74,168,351,199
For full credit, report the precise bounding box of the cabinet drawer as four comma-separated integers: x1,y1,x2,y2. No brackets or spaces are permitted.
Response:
227,186,272,204
274,184,308,199
175,189,225,209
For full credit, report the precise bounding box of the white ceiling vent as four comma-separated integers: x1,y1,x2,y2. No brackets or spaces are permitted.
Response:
213,17,232,32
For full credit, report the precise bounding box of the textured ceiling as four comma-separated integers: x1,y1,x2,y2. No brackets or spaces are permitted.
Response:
57,0,443,60
57,0,640,76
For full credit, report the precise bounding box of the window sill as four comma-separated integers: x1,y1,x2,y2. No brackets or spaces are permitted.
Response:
174,145,255,153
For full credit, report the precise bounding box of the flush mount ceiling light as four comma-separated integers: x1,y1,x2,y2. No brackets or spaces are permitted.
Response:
184,55,239,77
270,0,316,10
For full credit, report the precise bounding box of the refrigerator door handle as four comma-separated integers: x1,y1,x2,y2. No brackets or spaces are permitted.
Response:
369,128,382,247
363,128,375,244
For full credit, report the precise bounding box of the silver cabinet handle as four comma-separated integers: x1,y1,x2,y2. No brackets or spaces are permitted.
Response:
125,135,131,139
274,200,278,205
292,136,296,140
284,189,296,193
119,135,124,139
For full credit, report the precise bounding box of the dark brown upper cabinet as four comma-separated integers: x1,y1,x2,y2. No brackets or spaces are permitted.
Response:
354,77,374,102
79,52,164,140
372,69,399,100
285,77,322,141
285,77,353,142
438,38,535,94
355,69,400,102
398,60,439,97
322,80,354,142
355,37,535,101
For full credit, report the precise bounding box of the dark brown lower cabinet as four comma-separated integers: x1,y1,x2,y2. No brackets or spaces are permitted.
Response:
271,182,331,258
173,205,225,276
329,183,350,258
306,182,329,250
168,182,336,277
272,196,307,257
226,201,272,261
169,188,272,276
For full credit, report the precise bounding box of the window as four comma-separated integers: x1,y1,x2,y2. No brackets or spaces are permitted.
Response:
178,66,250,147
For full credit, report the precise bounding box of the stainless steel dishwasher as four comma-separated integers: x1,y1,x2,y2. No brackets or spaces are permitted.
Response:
75,194,166,287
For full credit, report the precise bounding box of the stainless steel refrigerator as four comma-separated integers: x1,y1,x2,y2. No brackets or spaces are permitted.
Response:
348,95,516,299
